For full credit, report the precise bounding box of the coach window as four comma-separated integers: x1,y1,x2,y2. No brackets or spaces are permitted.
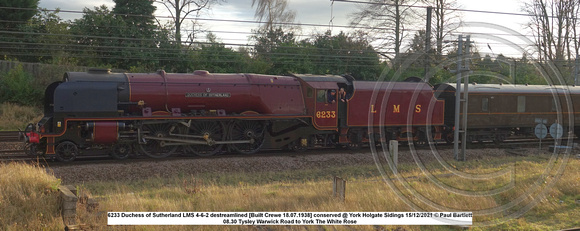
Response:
316,89,326,103
307,87,314,98
551,98,557,111
481,98,489,112
517,96,526,112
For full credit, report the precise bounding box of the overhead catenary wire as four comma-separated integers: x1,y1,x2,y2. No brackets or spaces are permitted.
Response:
0,3,570,68
0,26,544,57
0,4,543,41
0,2,556,32
331,0,559,19
0,6,393,31
0,24,543,51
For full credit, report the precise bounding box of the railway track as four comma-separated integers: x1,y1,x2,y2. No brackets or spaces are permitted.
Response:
0,131,20,143
0,131,25,160
0,135,574,163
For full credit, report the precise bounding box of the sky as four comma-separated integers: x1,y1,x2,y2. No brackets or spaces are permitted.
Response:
37,0,533,58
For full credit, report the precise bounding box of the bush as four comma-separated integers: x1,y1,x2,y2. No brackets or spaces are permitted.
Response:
0,64,43,106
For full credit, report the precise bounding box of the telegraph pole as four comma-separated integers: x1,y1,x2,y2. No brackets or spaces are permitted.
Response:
424,7,432,82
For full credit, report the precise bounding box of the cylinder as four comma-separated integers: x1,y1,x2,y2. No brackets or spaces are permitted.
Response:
88,122,122,144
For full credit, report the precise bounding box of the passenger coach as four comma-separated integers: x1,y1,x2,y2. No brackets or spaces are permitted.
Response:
435,83,580,143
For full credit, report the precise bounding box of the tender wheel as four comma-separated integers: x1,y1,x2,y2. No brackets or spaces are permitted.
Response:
111,143,132,160
444,132,454,144
346,142,361,150
184,121,225,157
55,141,78,162
413,131,428,147
346,130,363,150
138,123,178,158
228,120,265,154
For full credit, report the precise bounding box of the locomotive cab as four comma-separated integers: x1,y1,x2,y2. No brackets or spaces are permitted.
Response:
291,74,349,130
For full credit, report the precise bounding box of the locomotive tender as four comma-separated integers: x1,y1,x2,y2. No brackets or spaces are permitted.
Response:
22,69,447,161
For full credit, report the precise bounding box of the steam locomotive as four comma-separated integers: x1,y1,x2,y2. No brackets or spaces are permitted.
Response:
22,69,446,161
22,69,580,162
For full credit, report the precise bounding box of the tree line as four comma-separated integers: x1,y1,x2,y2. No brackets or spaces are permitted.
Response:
0,0,382,80
0,0,575,85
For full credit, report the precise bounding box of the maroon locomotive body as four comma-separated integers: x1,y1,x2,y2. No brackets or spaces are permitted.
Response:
346,81,445,127
126,70,305,115
23,70,447,161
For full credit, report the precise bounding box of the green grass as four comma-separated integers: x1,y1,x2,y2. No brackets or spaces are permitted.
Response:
72,154,579,230
2,152,579,230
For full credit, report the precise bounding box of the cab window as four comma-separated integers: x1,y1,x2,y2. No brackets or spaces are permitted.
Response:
316,90,326,103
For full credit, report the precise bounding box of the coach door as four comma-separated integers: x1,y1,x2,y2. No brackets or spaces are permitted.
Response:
314,89,338,129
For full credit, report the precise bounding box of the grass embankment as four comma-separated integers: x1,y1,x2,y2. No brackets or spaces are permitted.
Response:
71,153,579,231
0,102,42,130
0,162,62,230
1,152,578,230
